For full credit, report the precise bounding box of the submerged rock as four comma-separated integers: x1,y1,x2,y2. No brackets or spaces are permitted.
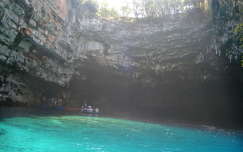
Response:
0,128,6,136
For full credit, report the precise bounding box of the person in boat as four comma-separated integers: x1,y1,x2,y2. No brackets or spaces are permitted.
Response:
81,104,87,112
94,107,100,114
87,106,93,113
81,105,84,112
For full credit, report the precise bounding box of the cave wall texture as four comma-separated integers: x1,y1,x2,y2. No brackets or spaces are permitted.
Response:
0,0,242,127
0,0,81,104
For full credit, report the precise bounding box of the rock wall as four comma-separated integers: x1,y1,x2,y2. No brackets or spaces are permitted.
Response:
0,0,242,127
0,0,74,84
0,0,80,104
0,0,113,105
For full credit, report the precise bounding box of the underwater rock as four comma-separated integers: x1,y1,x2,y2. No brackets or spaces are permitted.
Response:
0,128,6,136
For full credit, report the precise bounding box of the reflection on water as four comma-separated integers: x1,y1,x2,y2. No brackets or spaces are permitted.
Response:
0,116,243,152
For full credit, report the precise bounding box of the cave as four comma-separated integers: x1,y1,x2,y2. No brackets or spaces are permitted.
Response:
0,0,243,151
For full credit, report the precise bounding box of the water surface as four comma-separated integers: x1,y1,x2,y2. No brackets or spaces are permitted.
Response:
0,116,242,152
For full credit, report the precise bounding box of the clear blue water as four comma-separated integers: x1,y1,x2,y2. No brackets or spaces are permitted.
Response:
0,116,243,152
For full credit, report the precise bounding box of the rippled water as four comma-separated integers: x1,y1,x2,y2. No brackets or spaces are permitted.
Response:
0,116,242,152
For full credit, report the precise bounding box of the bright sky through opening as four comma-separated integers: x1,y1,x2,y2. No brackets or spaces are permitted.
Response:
97,0,133,10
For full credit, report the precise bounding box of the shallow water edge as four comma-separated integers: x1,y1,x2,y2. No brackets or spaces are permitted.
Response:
0,107,243,133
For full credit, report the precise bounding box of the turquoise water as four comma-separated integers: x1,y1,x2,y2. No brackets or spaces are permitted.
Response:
0,116,243,152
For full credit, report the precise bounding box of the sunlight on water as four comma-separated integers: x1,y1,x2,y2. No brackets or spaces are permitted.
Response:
0,116,243,152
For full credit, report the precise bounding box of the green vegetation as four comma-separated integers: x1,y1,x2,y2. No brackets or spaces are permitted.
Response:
132,0,188,18
78,0,242,63
97,3,119,18
212,0,242,63
79,0,205,19
234,24,243,49
80,0,119,18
